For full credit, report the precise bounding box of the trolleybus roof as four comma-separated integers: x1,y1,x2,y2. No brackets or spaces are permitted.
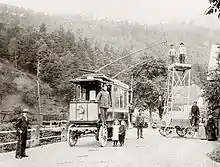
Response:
70,73,129,89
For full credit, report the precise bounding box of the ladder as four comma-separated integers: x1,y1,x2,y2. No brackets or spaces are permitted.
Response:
163,63,192,126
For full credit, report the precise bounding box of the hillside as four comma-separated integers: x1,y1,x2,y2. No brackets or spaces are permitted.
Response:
0,3,219,65
0,58,64,114
0,3,216,115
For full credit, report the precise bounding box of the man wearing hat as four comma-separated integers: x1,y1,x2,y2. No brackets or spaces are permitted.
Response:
168,44,176,64
178,42,187,64
190,101,200,128
14,108,29,159
95,84,112,125
135,109,145,139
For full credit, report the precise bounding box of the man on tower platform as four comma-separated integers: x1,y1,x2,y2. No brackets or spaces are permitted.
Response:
178,42,187,64
168,44,176,64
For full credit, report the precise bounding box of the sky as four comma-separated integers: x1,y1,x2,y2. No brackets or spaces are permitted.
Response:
0,0,212,24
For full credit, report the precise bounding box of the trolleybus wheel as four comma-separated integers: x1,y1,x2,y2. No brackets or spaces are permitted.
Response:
165,127,175,138
159,127,166,137
98,125,108,147
185,127,195,138
69,131,78,147
176,127,187,137
95,133,99,141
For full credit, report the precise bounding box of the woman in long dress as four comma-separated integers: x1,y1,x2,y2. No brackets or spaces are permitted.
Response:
197,114,206,140
206,115,217,141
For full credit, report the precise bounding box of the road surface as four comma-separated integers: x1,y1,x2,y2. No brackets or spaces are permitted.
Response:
0,128,219,167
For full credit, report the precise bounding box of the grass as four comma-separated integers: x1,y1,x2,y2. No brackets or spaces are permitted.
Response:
207,144,220,164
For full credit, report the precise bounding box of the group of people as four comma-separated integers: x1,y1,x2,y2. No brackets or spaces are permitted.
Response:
190,101,218,141
168,42,187,64
11,84,219,159
112,120,127,147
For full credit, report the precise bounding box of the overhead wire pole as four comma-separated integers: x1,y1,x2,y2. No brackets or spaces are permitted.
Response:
95,40,167,73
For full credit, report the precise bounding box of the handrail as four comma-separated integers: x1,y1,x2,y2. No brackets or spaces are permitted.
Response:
0,126,66,148
0,129,33,134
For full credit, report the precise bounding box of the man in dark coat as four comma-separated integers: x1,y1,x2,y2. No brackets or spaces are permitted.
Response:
190,101,200,127
14,108,29,159
95,84,112,125
157,95,165,121
135,109,145,139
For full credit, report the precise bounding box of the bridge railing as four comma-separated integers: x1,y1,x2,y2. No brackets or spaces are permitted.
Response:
0,125,67,153
42,120,68,128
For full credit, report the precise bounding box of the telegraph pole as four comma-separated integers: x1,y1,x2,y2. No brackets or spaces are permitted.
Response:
37,60,42,114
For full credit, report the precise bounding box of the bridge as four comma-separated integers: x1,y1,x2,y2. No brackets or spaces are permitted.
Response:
0,128,219,167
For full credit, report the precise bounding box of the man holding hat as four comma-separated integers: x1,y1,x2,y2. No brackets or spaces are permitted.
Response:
14,108,29,159
190,101,200,128
178,42,187,64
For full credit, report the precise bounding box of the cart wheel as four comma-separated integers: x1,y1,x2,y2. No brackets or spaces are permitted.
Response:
185,127,195,138
159,127,166,137
176,128,187,137
68,130,78,147
165,127,175,138
98,125,108,147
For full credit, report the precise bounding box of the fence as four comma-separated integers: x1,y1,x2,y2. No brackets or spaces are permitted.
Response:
0,125,67,152
42,120,68,128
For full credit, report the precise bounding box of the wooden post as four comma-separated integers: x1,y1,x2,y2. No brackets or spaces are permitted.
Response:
61,126,67,142
37,60,42,114
31,125,40,147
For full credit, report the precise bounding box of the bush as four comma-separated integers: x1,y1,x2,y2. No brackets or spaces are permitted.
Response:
0,66,16,103
22,88,38,107
207,146,220,163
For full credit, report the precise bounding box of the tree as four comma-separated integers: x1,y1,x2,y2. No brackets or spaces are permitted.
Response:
205,0,220,18
202,70,220,118
8,37,18,68
132,56,167,126
39,23,47,34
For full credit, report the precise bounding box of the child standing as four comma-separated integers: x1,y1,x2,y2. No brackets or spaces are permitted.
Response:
112,120,120,146
119,120,126,146
197,114,206,140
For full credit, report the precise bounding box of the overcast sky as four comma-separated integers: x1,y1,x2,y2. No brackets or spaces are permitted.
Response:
0,0,213,24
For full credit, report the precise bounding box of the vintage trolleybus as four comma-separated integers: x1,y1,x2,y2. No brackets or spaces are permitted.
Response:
67,73,130,147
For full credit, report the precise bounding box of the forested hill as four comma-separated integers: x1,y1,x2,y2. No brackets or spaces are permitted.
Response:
1,3,219,65
0,3,216,113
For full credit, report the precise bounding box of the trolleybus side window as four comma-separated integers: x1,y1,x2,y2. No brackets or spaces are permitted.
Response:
114,86,119,108
124,90,128,108
119,87,124,108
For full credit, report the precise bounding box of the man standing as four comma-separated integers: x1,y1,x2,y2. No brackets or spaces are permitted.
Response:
14,108,29,159
135,109,145,139
190,101,200,128
168,44,176,64
178,42,187,64
157,95,165,121
95,84,112,125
